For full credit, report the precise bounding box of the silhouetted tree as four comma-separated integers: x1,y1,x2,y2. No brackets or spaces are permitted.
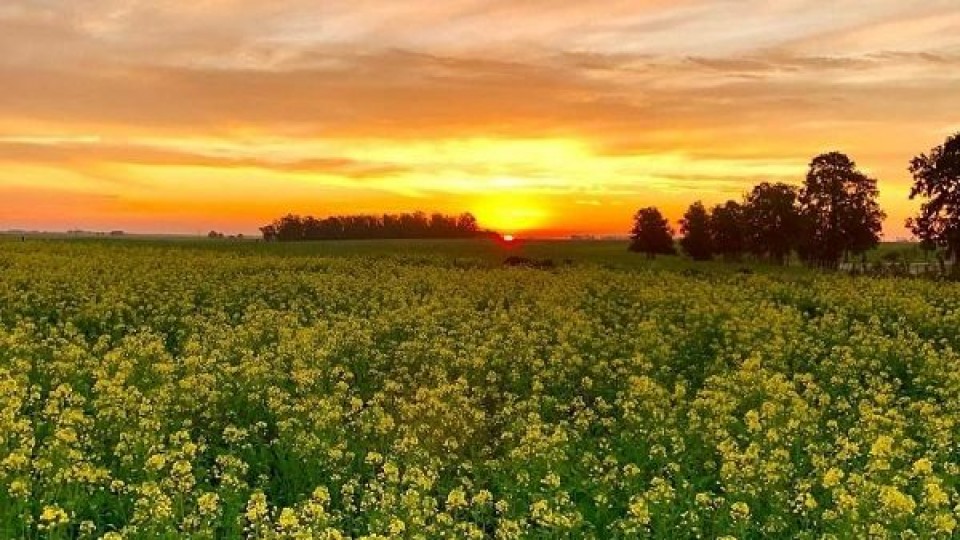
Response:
260,224,278,242
629,207,676,258
456,213,479,235
260,212,488,241
274,214,306,241
679,201,713,260
798,152,885,268
743,182,801,265
907,132,960,261
710,200,746,261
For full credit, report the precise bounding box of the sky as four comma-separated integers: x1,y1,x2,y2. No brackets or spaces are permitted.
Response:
1,1,959,237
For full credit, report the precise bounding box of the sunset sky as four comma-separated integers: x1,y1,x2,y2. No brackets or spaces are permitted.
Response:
2,1,959,237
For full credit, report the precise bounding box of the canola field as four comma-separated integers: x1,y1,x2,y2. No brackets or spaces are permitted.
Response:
1,239,960,539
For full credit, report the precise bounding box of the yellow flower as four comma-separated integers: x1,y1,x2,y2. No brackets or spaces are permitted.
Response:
171,459,192,477
382,461,400,483
870,435,895,458
730,501,750,521
912,457,933,476
223,425,248,444
934,513,957,534
312,486,331,505
878,485,916,516
627,496,651,525
822,467,845,488
79,520,96,535
197,492,220,516
2,451,29,471
277,508,299,530
54,427,79,444
472,490,493,506
388,517,406,535
245,491,269,523
446,488,468,511
923,480,950,507
542,472,561,489
39,505,69,528
7,479,29,498
145,453,167,472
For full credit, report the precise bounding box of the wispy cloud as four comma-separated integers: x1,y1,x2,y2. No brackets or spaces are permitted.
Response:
0,140,409,179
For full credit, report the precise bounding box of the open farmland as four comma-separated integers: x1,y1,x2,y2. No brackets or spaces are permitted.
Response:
1,239,960,538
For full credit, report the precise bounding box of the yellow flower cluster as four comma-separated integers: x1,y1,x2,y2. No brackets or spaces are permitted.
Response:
0,239,959,538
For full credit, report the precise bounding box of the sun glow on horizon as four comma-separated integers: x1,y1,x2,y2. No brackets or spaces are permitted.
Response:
471,196,551,235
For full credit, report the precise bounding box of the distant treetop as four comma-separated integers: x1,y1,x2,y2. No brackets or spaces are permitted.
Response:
260,212,490,241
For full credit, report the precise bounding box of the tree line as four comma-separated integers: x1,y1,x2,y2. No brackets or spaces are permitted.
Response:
630,133,960,268
260,212,488,241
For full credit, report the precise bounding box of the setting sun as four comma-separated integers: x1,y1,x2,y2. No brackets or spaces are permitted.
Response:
471,197,550,235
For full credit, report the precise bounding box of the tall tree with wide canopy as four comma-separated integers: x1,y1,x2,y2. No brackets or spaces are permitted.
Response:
710,200,747,261
743,182,801,265
628,207,676,258
679,201,714,261
907,133,960,260
798,152,885,267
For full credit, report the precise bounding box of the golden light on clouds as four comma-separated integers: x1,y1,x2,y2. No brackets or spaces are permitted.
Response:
1,0,960,236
